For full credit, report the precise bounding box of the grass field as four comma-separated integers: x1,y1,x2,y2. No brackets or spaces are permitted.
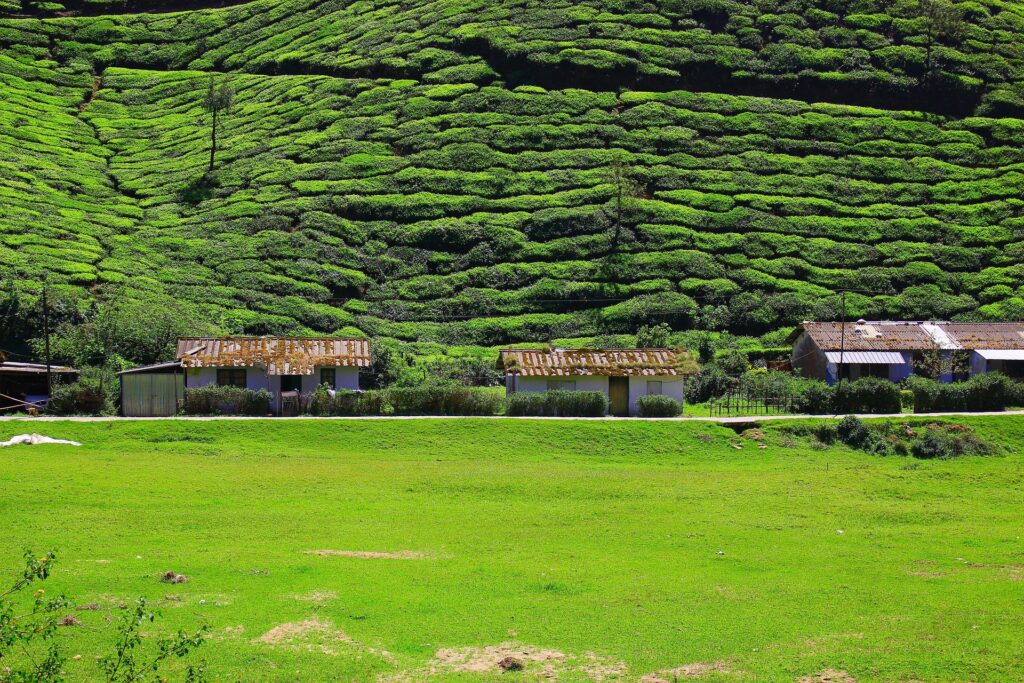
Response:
1,418,1022,682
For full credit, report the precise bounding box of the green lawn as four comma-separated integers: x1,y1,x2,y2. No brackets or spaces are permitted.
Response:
1,418,1022,682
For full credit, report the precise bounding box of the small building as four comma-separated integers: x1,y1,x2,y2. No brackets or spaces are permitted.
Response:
789,320,1024,384
176,336,371,415
0,358,79,412
498,348,695,416
118,361,185,417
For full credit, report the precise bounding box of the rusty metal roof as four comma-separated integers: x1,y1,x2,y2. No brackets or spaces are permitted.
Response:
939,323,1024,350
792,321,1024,352
0,362,79,375
176,337,371,375
498,348,695,377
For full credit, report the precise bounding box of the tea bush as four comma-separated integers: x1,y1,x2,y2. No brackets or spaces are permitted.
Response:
635,394,682,417
908,372,1015,412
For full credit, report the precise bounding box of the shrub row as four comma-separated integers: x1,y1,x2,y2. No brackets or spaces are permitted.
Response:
181,385,272,416
505,390,608,417
907,373,1020,412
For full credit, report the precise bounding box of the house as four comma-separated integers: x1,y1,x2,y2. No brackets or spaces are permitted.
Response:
498,348,695,416
176,337,371,415
789,321,1024,384
118,361,185,417
0,356,79,412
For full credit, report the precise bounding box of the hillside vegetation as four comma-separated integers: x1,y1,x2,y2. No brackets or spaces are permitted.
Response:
2,0,1024,354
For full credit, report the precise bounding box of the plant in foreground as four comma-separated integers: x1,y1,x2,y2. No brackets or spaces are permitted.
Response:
0,551,210,682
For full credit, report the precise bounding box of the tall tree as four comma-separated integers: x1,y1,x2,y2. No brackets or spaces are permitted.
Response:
603,158,644,255
202,78,235,173
916,0,965,86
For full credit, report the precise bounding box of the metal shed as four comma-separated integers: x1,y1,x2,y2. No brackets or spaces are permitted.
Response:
118,362,184,417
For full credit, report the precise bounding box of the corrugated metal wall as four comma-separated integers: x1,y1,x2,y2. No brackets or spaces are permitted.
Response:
121,373,184,417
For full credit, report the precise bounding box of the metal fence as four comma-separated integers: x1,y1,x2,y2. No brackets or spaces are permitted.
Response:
708,386,795,416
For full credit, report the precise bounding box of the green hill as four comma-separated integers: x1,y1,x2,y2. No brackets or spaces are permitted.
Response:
2,0,1024,357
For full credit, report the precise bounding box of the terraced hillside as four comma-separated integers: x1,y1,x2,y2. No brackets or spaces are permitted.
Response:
2,0,1024,351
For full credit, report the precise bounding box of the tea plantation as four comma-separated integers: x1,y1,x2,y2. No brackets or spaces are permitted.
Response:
2,0,1024,349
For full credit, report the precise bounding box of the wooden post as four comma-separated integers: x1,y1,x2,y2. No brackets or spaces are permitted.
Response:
41,282,51,395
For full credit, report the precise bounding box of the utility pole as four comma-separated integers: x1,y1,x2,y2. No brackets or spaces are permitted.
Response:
837,290,846,389
41,280,52,394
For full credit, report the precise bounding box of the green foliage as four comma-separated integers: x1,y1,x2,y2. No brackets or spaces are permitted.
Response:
833,377,903,414
47,366,117,415
0,1,1023,349
505,390,608,417
635,394,682,417
908,372,1016,412
0,550,66,683
181,385,271,416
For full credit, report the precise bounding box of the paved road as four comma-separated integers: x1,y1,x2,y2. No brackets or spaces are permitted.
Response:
1,411,1021,423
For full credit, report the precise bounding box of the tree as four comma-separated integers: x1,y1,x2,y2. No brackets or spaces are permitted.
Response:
915,0,965,86
602,158,644,255
201,79,234,173
913,343,969,380
635,322,672,348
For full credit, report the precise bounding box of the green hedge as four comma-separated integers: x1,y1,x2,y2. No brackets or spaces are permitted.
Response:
833,377,902,414
908,373,1015,412
181,385,272,416
506,390,608,417
635,394,682,417
303,386,503,416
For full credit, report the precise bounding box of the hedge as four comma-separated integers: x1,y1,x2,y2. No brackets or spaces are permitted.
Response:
832,377,902,414
635,394,682,417
907,373,1016,412
505,390,608,417
181,385,272,416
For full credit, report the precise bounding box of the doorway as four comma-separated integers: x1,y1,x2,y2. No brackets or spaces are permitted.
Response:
608,377,629,416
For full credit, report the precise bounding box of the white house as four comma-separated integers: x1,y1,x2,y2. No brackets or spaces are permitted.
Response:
498,348,695,416
176,337,370,414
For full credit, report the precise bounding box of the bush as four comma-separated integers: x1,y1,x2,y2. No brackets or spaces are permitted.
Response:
908,372,1014,412
181,385,271,416
833,377,902,414
47,368,117,416
835,415,890,453
911,426,995,459
792,381,833,414
685,363,733,402
506,390,607,417
636,394,682,417
303,385,502,416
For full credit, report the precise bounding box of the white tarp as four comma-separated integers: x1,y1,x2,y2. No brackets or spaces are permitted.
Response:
976,349,1024,361
825,351,906,364
0,433,81,447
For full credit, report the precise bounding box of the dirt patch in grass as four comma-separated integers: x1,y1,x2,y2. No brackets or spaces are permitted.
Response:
304,550,426,559
293,590,337,603
640,661,730,681
257,617,395,661
383,642,625,681
965,562,1023,580
798,670,856,683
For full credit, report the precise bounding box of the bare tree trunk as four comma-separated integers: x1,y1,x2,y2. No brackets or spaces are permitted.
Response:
209,108,217,173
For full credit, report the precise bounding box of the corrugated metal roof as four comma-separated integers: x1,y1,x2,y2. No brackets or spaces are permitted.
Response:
176,337,371,375
794,321,1024,352
0,362,78,375
824,351,906,364
940,323,1024,350
797,321,935,350
117,361,184,375
975,349,1024,360
499,348,694,377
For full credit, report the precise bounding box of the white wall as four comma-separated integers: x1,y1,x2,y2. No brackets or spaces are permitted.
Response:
628,376,684,415
511,375,609,394
185,366,359,393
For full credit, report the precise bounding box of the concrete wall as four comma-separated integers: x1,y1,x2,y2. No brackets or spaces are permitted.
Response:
791,333,827,381
627,376,684,414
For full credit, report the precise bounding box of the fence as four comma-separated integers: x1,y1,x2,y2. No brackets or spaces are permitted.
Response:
708,386,795,416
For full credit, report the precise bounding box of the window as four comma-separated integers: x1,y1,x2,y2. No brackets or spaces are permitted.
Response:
216,369,246,388
547,379,576,391
320,368,336,389
647,381,663,395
